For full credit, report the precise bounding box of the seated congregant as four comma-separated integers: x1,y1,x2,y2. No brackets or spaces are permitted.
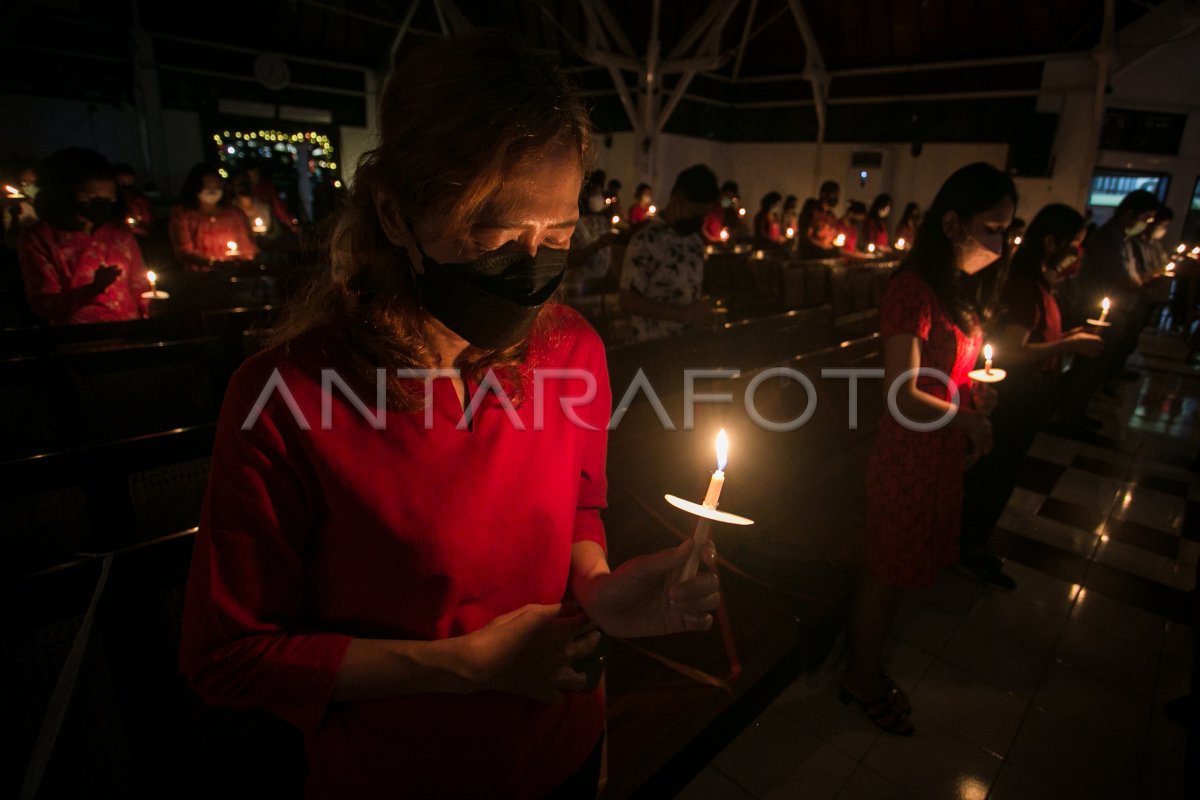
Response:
168,163,258,271
18,147,150,325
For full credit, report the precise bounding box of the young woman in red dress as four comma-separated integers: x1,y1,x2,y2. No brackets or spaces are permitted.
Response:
842,162,1016,735
168,163,258,271
179,32,720,799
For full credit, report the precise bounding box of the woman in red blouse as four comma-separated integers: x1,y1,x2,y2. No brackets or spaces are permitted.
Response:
843,163,1015,735
168,163,257,271
627,182,652,226
18,148,150,325
179,32,720,799
862,194,892,252
959,205,1102,586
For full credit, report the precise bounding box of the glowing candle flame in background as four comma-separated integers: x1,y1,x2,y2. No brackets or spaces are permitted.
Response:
834,233,846,247
786,226,794,238
648,204,657,215
738,207,746,217
896,238,906,250
983,343,993,373
719,229,729,242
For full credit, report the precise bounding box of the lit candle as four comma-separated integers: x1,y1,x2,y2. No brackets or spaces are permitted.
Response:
1165,262,1175,274
1192,247,1200,257
648,204,657,216
4,184,22,198
895,237,906,250
611,214,620,225
1013,236,1023,246
786,226,795,238
867,243,876,254
738,207,746,217
1099,296,1110,323
983,343,993,374
126,216,137,226
834,233,846,247
681,430,728,581
754,249,765,260
147,269,157,293
1178,244,1188,254
252,216,266,233
226,240,238,256
719,228,729,242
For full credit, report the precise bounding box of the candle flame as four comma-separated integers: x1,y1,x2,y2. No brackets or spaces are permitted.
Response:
834,233,846,247
737,207,746,217
1013,236,1022,246
648,204,657,215
611,215,620,225
1166,262,1175,272
983,344,993,362
1192,247,1200,256
867,243,876,253
146,270,157,283
1178,244,1187,254
715,429,729,472
719,228,729,241
1102,297,1110,312
227,240,238,251
896,238,906,249
4,184,19,196
786,226,794,238
254,217,263,227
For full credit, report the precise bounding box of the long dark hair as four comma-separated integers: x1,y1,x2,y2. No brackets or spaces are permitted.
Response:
867,193,892,220
902,162,1017,331
33,148,117,231
1010,204,1084,289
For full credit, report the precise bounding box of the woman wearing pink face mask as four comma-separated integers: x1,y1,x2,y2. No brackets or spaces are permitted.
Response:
841,162,1015,736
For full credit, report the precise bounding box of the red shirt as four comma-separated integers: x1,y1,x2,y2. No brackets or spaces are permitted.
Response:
1001,272,1063,372
18,220,150,325
179,305,609,798
862,217,889,250
169,206,258,267
754,211,782,243
628,203,648,225
834,218,859,253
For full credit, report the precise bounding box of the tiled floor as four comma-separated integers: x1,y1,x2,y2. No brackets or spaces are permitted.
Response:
677,332,1196,799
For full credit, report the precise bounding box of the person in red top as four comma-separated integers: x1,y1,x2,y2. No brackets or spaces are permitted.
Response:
892,202,921,250
179,32,720,799
842,163,1015,736
834,200,866,255
753,191,783,246
115,162,155,238
798,180,839,257
18,148,150,325
169,163,258,271
246,161,300,234
627,182,652,226
959,205,1102,589
862,193,892,252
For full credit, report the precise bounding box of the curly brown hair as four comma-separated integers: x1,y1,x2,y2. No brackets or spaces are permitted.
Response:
271,30,593,409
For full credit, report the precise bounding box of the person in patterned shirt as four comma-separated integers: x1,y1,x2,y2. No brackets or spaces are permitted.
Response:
18,148,150,325
619,164,719,342
169,163,258,271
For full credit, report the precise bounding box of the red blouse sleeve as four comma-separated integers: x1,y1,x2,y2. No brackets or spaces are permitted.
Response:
169,206,202,264
18,225,88,322
880,270,933,342
570,327,611,552
179,357,352,733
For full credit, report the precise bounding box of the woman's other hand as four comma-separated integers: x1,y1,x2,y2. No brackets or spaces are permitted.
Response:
464,603,600,704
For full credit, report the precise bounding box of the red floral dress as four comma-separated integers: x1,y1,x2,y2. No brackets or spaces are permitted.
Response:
865,269,981,588
168,206,258,269
18,221,150,325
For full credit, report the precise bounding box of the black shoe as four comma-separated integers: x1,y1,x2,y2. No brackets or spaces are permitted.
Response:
957,554,1018,591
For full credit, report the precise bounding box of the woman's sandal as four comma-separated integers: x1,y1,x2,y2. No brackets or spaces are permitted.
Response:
838,677,915,736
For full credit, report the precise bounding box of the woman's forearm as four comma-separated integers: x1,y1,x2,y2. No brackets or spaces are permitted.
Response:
330,636,477,702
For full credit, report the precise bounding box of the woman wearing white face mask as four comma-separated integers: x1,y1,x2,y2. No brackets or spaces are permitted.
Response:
841,162,1015,736
168,163,258,271
566,182,619,285
959,204,1103,589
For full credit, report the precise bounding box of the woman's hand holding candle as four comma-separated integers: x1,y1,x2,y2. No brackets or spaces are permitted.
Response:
570,539,720,638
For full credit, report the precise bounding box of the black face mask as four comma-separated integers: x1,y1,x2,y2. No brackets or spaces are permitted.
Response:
77,197,116,226
409,230,566,350
669,216,704,236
